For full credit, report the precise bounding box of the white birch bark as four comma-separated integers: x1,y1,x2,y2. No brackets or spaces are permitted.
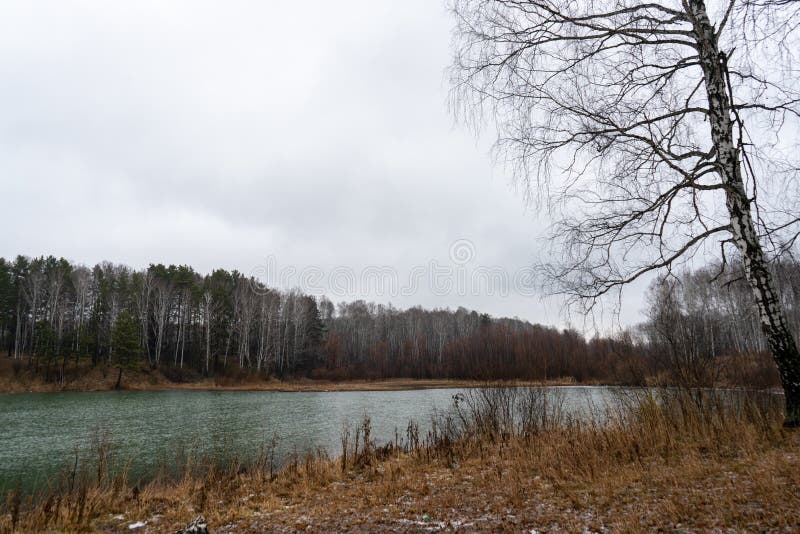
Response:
687,0,800,425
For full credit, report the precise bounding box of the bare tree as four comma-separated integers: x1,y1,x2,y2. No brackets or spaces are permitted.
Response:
233,277,256,369
201,290,216,375
21,263,44,364
152,277,173,366
132,270,153,365
646,277,722,388
71,266,92,356
450,0,800,425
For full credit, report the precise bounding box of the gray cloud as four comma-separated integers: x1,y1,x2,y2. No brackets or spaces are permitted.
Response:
0,0,647,329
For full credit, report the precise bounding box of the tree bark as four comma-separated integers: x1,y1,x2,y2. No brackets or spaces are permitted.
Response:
688,0,800,426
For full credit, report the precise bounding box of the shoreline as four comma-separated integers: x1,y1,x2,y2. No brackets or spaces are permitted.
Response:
0,356,596,394
0,375,587,394
1,359,781,395
129,377,587,393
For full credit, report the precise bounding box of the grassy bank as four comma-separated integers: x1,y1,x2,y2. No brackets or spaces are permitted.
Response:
0,358,581,393
1,389,797,532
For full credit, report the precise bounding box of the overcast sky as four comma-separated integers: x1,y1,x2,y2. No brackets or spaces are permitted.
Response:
0,0,648,329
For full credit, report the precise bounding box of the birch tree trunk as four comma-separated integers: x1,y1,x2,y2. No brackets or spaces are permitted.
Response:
202,291,212,376
688,0,800,426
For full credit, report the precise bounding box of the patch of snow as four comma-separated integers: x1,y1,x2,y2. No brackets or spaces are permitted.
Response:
394,518,447,531
128,520,147,529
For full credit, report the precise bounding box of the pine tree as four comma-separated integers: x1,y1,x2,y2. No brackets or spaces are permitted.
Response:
0,258,12,357
111,310,140,389
303,297,325,369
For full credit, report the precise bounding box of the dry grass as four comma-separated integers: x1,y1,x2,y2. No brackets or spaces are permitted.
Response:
0,358,173,393
1,389,798,533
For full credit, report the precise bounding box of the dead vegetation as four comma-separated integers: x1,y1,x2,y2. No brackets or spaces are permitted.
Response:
1,388,798,533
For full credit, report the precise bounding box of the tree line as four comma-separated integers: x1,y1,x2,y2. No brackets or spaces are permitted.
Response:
642,259,800,389
0,254,796,387
0,255,636,384
0,257,324,382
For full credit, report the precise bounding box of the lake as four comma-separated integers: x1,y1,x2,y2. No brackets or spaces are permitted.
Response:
0,386,621,493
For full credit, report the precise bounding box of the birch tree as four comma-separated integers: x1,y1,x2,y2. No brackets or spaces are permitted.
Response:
132,270,153,365
151,275,173,366
450,0,800,425
233,277,256,368
22,261,44,365
71,266,92,356
201,290,214,375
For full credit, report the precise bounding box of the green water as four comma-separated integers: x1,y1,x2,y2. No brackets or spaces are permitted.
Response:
0,386,616,493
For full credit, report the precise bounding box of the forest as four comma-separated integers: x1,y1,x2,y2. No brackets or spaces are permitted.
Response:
0,254,796,388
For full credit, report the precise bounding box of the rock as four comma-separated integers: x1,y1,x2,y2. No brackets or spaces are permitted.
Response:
174,515,210,534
